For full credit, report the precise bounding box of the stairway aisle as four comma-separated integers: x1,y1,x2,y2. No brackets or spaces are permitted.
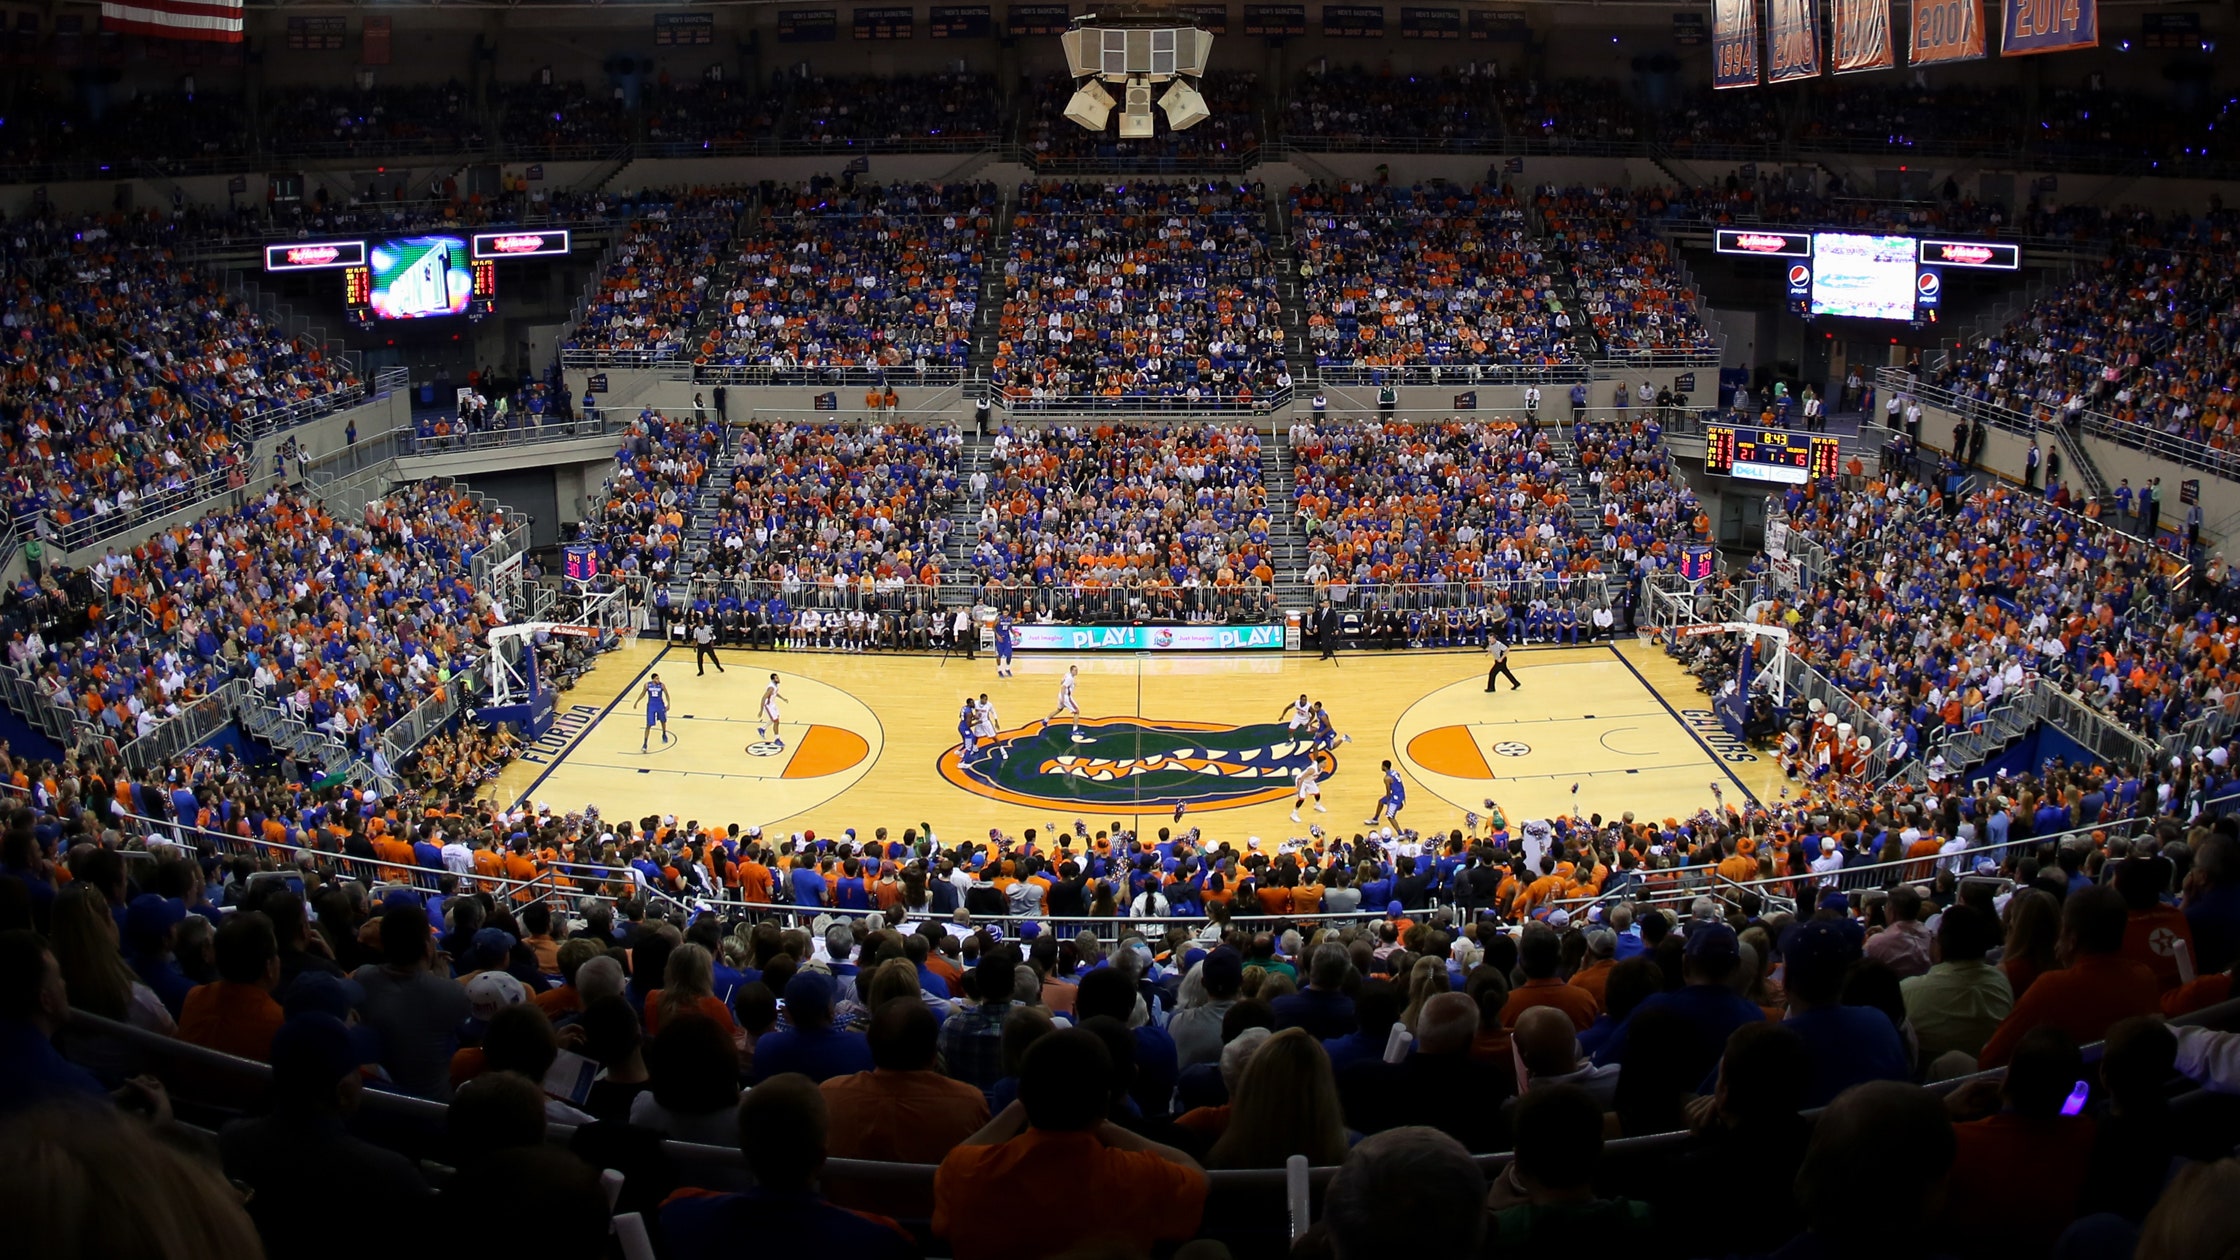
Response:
1264,193,1310,392
968,183,1020,388
1534,420,1607,540
944,430,992,586
671,190,761,370
674,421,742,600
1261,433,1316,612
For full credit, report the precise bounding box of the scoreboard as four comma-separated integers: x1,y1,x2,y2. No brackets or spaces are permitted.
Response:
1705,425,1840,485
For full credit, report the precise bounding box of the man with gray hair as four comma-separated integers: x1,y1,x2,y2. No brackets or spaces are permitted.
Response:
575,955,627,1008
1072,930,1103,974
1216,1025,1272,1100
1318,1126,1488,1260
1340,991,1508,1151
823,923,861,1001
1273,943,1357,1039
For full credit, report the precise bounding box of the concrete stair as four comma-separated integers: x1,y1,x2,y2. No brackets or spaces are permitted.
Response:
1262,434,1316,611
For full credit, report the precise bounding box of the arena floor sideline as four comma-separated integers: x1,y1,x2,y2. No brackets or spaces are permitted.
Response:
486,637,1791,841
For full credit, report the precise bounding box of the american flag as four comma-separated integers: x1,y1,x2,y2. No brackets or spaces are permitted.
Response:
101,0,242,42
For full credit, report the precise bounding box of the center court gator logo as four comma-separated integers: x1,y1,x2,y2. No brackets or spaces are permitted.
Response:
938,716,1338,812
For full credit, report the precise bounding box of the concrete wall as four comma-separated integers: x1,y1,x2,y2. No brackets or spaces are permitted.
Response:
395,434,617,481
2084,434,2240,540
1908,393,2240,546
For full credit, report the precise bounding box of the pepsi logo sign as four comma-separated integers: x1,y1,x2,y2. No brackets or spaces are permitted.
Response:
1788,264,1812,286
1916,271,1941,298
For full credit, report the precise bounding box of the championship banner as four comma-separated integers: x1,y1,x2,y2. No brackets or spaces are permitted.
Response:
2001,0,2096,55
1713,0,1761,89
1765,0,1821,82
1831,0,1894,71
1909,0,1986,63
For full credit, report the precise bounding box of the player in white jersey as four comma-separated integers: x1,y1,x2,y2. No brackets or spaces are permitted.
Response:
972,692,1008,762
754,673,790,748
1281,694,1313,731
1047,664,1087,741
1290,759,1326,822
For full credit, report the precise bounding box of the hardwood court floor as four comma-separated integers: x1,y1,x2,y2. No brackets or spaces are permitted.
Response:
487,638,1789,840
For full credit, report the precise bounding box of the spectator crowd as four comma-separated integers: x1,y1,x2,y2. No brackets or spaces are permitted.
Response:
700,180,996,373
1291,181,1582,372
991,181,1290,406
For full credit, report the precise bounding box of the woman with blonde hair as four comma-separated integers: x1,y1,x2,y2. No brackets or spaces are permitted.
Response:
1239,964,1269,1002
1,1104,263,1260
2138,1158,2240,1260
863,957,923,1010
2000,889,2061,1001
50,883,174,1034
1739,924,1786,1013
647,943,737,1036
1400,954,1450,1032
1205,1028,1349,1169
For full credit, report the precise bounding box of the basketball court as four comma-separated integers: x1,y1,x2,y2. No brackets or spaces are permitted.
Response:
488,639,1788,839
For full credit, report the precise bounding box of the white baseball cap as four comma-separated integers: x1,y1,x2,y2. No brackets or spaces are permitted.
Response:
465,972,528,1022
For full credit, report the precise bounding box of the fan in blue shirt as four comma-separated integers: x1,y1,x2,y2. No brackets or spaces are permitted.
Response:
1776,921,1910,1105
1593,923,1766,1087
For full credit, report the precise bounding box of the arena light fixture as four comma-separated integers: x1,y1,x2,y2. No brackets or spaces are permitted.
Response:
1058,10,1214,133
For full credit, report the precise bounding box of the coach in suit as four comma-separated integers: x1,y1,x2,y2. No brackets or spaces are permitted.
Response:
1317,601,1341,660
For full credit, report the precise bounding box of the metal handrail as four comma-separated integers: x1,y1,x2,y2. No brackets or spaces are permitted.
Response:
679,363,973,388
1311,576,1616,612
112,680,250,772
398,413,619,455
229,381,370,442
113,807,557,905
1546,817,2145,917
995,384,1297,416
1311,363,1593,387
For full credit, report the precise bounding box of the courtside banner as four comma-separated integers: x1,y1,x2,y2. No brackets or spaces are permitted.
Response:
1713,0,1762,88
100,0,241,40
2001,0,2095,54
1910,0,1986,62
1765,0,1821,82
1012,624,1286,652
1831,0,1896,71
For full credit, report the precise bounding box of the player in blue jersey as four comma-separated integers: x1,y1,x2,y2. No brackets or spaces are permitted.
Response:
958,698,980,765
638,673,670,750
1307,701,1351,754
1365,759,1406,827
994,613,1016,678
